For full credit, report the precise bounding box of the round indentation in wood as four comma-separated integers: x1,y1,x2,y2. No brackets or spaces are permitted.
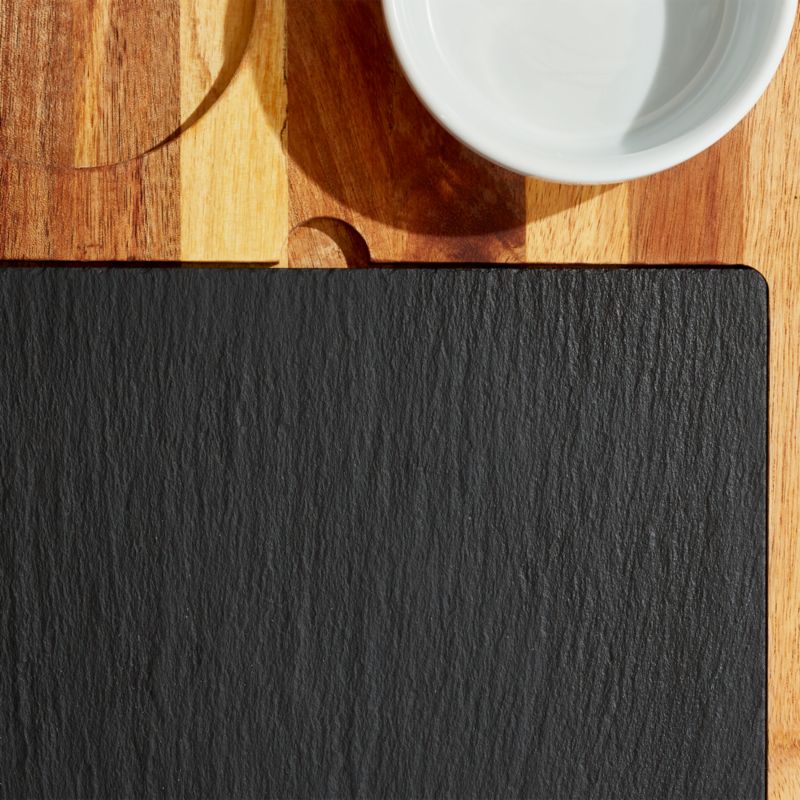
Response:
289,219,372,268
0,0,254,168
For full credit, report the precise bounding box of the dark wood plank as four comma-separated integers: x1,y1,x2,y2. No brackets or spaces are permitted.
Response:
287,0,525,265
0,1,180,168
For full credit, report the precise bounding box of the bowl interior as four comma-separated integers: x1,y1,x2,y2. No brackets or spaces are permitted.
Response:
385,0,794,181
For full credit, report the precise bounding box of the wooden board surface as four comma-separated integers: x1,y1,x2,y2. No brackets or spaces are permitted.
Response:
0,0,286,261
0,2,797,795
0,1,181,168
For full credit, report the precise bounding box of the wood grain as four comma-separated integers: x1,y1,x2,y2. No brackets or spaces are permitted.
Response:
286,0,525,266
0,0,183,259
0,1,180,168
771,742,800,799
0,0,287,263
526,182,631,264
180,0,287,262
628,128,747,264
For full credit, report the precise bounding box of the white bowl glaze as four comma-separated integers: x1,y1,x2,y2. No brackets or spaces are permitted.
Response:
383,0,797,183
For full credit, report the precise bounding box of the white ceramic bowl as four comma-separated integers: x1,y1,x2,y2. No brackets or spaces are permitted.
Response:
383,0,797,184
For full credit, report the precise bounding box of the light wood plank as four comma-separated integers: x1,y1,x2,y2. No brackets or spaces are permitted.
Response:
180,0,287,264
0,1,181,168
741,24,800,800
771,742,800,800
526,182,630,263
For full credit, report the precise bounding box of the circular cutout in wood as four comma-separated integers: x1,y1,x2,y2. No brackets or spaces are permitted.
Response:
289,219,372,268
0,0,255,168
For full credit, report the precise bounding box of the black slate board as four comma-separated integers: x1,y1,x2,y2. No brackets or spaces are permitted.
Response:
0,268,767,800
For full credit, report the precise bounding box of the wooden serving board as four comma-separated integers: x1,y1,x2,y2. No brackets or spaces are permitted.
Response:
0,2,797,796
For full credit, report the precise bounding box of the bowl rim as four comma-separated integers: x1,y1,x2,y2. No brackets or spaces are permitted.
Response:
382,0,798,184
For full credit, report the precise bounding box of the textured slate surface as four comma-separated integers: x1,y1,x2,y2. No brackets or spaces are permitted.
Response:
0,268,766,800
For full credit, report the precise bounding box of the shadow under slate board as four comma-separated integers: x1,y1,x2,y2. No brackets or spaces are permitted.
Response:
0,267,766,800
